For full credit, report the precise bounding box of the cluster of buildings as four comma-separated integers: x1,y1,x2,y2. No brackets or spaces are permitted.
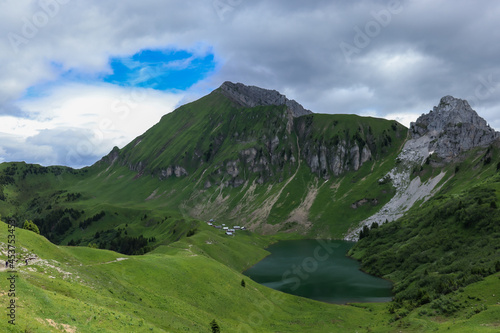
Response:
206,219,245,236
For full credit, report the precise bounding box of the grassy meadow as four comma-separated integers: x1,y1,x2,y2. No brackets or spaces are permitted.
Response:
1,218,499,332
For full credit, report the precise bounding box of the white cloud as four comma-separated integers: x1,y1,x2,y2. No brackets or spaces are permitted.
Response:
383,112,421,128
2,83,183,167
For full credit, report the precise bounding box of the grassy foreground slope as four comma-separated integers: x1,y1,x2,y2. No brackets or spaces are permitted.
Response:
2,219,500,332
0,221,395,332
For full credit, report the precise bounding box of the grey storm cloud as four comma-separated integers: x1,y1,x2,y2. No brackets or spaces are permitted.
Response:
1,0,500,167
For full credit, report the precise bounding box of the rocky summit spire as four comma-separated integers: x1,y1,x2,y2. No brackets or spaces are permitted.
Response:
219,81,312,117
410,95,499,161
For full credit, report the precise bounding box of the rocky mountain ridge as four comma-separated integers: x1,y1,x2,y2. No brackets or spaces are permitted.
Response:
220,81,312,117
346,95,499,240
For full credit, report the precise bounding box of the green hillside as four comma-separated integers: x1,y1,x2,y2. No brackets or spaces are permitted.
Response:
350,142,500,324
2,219,500,332
0,221,389,332
0,87,408,250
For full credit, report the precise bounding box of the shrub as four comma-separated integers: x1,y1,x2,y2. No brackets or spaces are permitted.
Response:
430,295,461,315
186,228,197,237
23,220,40,234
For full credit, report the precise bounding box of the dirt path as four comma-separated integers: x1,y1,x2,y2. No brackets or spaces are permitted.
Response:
185,244,198,257
89,258,129,266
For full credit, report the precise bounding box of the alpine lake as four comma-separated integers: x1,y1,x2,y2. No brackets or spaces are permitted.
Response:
243,239,393,304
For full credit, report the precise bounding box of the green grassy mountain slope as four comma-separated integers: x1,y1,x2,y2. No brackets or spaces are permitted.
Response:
350,141,500,323
0,162,200,252
92,86,407,237
0,83,408,248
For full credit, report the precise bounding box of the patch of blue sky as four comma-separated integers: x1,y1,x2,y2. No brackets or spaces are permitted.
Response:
103,49,218,91
21,85,49,100
18,48,218,104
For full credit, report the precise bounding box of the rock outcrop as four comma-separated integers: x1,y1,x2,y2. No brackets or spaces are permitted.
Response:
410,95,499,161
300,140,373,178
220,81,312,117
159,166,188,180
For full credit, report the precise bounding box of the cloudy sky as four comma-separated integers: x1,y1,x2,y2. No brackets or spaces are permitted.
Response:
1,0,500,168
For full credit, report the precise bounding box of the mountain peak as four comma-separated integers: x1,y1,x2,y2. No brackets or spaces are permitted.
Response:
410,95,499,160
434,95,481,124
437,95,471,110
219,81,312,117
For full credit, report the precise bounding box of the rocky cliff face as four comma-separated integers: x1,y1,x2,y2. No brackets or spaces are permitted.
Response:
294,115,388,178
410,95,499,161
220,81,312,118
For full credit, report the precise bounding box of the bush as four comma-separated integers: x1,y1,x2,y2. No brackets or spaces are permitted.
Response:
23,220,40,234
430,295,461,315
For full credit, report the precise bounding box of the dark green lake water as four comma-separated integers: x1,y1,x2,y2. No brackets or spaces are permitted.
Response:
243,239,392,304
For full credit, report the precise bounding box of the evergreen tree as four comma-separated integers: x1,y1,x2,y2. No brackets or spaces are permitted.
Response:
241,279,246,287
359,225,370,240
210,319,220,333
